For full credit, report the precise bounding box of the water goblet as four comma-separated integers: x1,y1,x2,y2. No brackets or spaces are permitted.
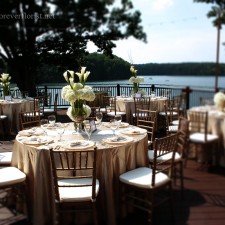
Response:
96,111,103,127
84,123,92,141
48,115,56,126
40,119,48,134
57,126,65,142
114,114,122,127
110,119,119,136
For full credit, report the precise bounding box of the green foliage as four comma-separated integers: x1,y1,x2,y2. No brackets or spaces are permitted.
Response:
35,53,225,83
135,62,225,76
194,0,225,27
37,53,131,83
0,0,146,94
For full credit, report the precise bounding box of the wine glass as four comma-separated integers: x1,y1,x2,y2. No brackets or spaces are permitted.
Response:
84,123,92,141
110,119,119,136
114,114,122,127
96,111,103,127
57,126,65,142
40,119,48,134
48,115,56,126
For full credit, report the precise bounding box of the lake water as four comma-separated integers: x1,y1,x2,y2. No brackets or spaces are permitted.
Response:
87,75,225,89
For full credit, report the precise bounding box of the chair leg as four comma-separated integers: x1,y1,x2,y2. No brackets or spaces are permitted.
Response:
92,202,98,225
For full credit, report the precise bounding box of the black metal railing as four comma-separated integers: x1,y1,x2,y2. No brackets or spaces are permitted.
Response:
1,84,217,110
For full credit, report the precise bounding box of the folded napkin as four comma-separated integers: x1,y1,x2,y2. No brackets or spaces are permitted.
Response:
107,136,127,142
69,141,89,147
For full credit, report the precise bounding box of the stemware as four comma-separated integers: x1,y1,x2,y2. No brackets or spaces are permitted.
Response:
48,115,56,126
114,114,122,127
96,111,103,127
57,126,65,142
84,123,92,141
110,119,119,136
40,119,48,134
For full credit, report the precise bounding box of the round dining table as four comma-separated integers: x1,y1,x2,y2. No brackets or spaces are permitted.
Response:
0,98,34,135
188,105,225,167
11,121,148,225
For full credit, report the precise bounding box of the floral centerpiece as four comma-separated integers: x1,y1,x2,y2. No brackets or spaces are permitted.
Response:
0,73,11,99
214,92,225,111
61,67,95,130
129,65,144,94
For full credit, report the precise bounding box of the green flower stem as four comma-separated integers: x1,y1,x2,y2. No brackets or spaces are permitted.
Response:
133,83,139,93
73,99,86,116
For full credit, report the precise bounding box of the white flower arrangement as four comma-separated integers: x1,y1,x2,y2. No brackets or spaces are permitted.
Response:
67,104,91,122
61,67,95,119
0,73,11,97
214,92,225,109
129,65,144,93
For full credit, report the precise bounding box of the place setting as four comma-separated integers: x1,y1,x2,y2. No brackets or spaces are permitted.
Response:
18,127,44,137
62,140,95,150
119,127,147,135
20,136,54,146
102,135,133,145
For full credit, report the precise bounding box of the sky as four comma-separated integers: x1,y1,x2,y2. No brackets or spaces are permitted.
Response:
88,0,225,64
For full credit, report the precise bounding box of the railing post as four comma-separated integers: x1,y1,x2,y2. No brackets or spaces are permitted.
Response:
151,84,155,92
44,85,48,106
117,84,120,96
182,86,192,110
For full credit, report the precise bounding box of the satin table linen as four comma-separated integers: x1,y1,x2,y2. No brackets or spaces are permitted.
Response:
116,96,166,125
11,122,148,225
188,105,225,166
0,98,34,135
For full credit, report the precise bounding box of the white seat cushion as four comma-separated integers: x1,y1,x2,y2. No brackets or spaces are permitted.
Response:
148,150,181,162
0,115,7,120
189,133,219,143
159,111,178,116
0,167,26,187
107,111,126,117
100,108,106,113
119,167,170,189
168,125,178,132
0,152,12,164
172,120,179,125
58,178,100,202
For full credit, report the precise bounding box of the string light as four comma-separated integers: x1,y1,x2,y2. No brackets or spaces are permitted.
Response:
148,17,198,26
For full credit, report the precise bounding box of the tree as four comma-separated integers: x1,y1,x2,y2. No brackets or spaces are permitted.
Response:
194,1,225,27
0,0,146,96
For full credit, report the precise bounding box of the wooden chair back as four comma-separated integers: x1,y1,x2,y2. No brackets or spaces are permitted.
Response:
50,146,98,202
136,109,157,146
187,110,208,141
177,116,189,160
49,146,99,225
103,96,117,113
19,110,41,130
152,133,178,185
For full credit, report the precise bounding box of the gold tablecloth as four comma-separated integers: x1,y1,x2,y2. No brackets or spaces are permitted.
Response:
0,98,34,135
188,105,225,166
116,96,166,125
11,122,148,225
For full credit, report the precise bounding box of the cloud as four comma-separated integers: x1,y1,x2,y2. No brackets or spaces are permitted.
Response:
152,0,174,11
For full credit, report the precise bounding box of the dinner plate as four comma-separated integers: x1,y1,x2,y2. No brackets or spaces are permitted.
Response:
22,136,53,146
103,122,129,128
63,140,95,150
42,122,66,129
18,129,44,137
119,122,129,128
103,136,133,144
119,128,147,135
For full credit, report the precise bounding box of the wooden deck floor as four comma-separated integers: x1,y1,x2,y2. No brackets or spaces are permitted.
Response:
1,115,225,225
114,158,225,225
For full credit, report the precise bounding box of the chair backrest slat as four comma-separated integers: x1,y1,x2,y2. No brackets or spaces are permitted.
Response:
50,147,97,201
152,133,178,186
